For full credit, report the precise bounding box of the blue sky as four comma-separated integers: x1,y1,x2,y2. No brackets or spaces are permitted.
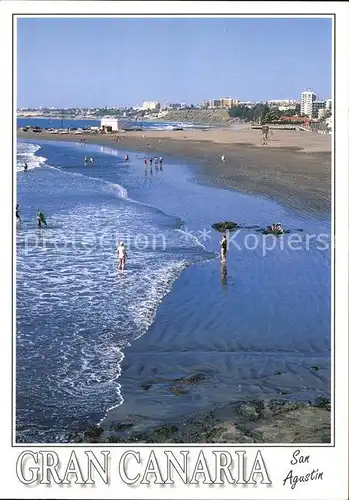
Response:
17,17,332,108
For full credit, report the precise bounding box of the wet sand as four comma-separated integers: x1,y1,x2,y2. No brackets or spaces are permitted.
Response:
18,128,331,215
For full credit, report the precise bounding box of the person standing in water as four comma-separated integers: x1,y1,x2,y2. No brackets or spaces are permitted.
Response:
124,154,129,162
84,156,88,165
149,157,153,167
117,241,127,271
16,204,21,222
90,157,94,164
220,232,227,262
144,157,147,168
24,162,28,172
159,156,163,169
37,209,47,228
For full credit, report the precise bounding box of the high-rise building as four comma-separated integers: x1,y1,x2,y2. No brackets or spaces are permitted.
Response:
326,98,332,110
312,100,326,118
300,91,317,117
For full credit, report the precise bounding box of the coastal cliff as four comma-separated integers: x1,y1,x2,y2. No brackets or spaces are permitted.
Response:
161,109,233,125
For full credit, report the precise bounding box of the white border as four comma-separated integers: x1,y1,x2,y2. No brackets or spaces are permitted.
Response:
1,2,348,499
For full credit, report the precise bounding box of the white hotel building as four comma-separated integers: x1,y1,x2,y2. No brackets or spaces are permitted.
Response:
300,91,317,117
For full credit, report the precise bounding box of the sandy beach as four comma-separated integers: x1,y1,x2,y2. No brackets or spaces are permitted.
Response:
18,127,331,215
17,130,331,443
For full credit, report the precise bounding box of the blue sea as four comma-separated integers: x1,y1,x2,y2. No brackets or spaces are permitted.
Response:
17,117,209,131
16,137,331,442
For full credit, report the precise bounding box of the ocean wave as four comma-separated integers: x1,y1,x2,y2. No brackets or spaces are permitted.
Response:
17,142,47,172
16,150,210,442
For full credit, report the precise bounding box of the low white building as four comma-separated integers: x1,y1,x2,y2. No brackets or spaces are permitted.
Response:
318,108,327,120
142,101,160,112
100,117,132,132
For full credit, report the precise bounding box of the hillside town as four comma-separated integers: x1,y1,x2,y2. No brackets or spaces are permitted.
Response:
17,90,332,134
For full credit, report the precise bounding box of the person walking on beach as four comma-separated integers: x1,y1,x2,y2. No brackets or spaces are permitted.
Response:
220,232,227,262
117,241,127,271
261,125,269,145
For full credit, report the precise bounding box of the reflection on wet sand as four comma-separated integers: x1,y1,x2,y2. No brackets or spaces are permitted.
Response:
221,260,227,286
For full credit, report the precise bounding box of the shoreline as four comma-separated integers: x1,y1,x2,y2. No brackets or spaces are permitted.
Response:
17,132,331,444
18,128,331,216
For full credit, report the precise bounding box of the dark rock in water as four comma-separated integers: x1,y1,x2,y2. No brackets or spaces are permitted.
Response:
315,396,331,411
169,372,207,396
262,228,284,235
153,425,179,439
238,403,259,421
311,365,319,371
212,221,240,232
182,372,206,385
169,386,188,396
140,382,152,391
84,426,103,442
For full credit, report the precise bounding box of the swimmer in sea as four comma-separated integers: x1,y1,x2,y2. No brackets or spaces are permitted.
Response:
117,241,127,271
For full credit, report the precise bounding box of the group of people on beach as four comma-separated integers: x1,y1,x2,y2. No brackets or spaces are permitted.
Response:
84,156,94,165
143,156,164,172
